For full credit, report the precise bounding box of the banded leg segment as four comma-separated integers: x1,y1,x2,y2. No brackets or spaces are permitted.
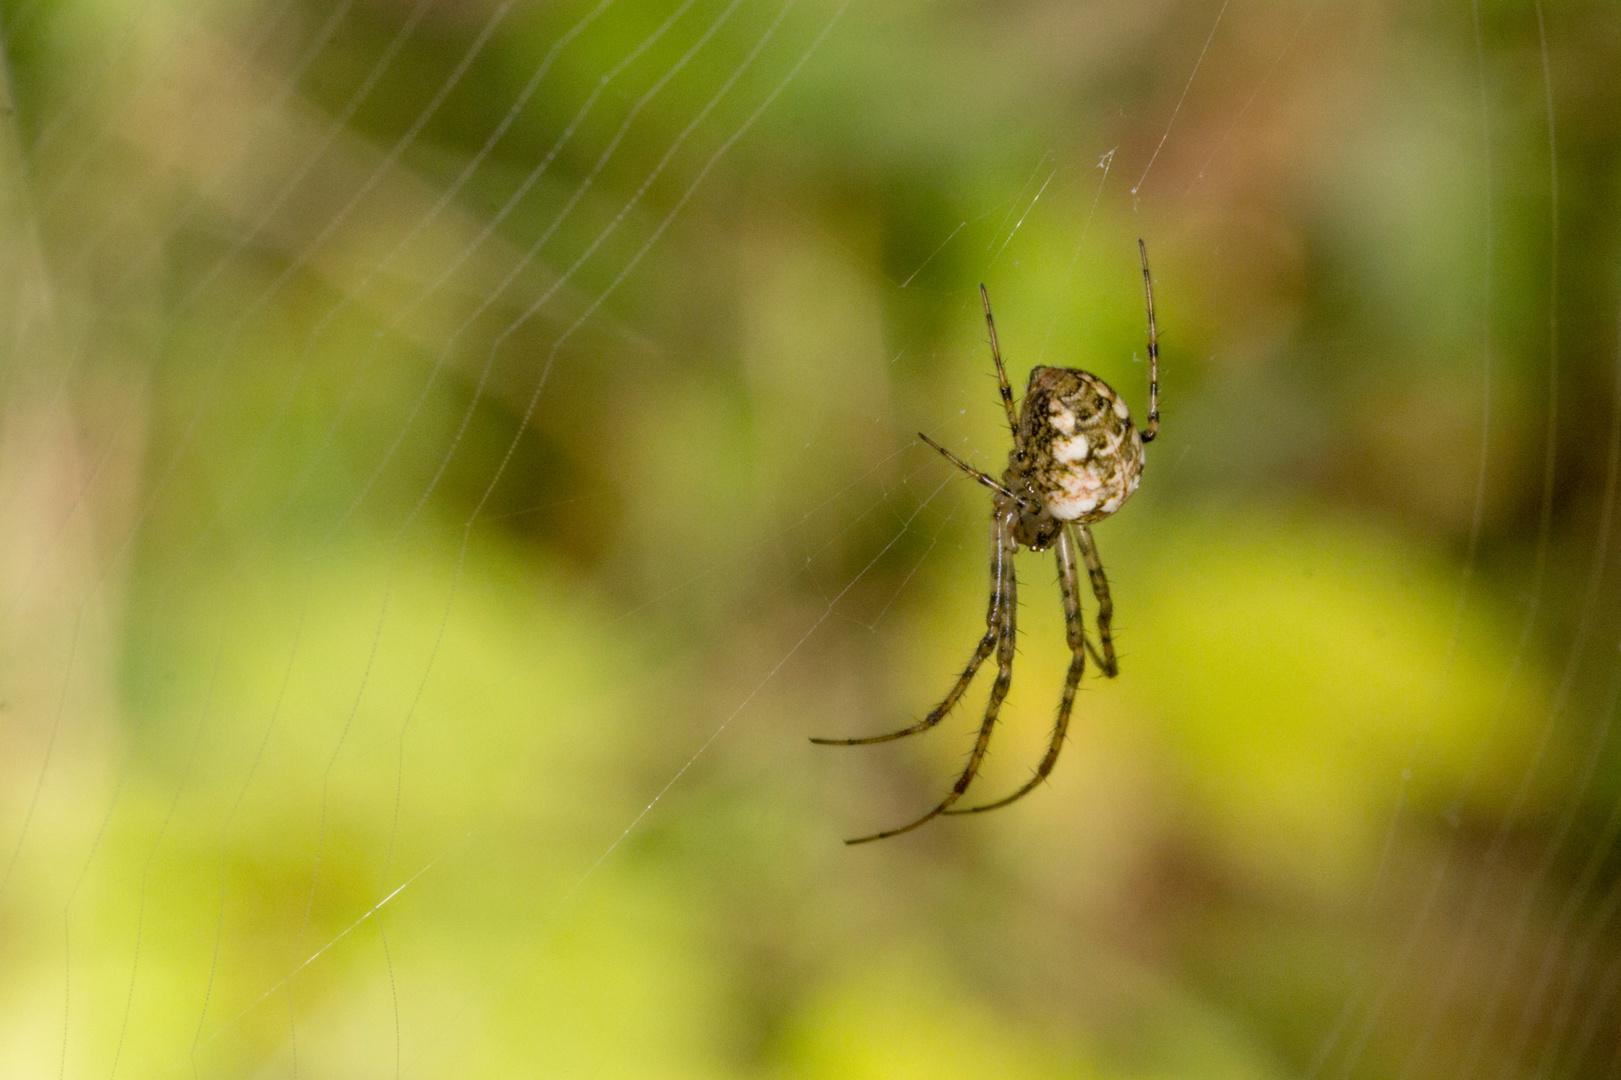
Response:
812,502,1011,746
1074,522,1117,677
845,507,1020,843
1138,240,1160,444
918,432,1017,501
948,523,1088,815
980,285,1021,444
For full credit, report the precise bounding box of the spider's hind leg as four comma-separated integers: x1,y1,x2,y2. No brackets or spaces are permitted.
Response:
1138,239,1161,444
980,284,1021,442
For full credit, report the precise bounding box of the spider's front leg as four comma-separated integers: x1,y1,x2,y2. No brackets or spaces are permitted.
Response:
810,501,1012,748
1073,522,1117,678
947,522,1089,815
842,501,1021,844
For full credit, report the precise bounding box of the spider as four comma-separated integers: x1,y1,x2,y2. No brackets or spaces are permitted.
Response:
814,240,1161,845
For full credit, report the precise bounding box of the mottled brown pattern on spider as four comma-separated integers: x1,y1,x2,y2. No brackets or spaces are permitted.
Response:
1014,366,1145,526
814,241,1162,845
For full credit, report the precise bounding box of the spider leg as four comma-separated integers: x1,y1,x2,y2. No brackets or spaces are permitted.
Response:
1073,522,1117,677
980,284,1021,442
811,501,1011,746
810,613,999,746
1138,240,1160,444
918,432,1017,500
843,509,1019,844
947,523,1087,814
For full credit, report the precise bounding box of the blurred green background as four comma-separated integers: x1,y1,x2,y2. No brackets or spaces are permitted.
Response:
2,0,1621,1076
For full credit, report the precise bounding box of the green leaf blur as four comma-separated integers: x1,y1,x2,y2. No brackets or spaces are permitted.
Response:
2,0,1621,1077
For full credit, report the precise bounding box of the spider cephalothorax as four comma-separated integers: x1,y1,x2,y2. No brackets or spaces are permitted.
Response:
814,241,1161,844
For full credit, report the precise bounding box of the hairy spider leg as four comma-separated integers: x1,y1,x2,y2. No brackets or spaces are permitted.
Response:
843,502,1020,844
810,505,1012,748
980,284,1022,444
917,432,1018,500
947,521,1089,814
1074,522,1117,677
1138,239,1160,443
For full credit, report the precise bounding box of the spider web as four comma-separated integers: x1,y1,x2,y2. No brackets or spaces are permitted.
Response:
2,0,1620,1077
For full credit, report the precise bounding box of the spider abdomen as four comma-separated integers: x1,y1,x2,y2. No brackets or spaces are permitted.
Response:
1018,366,1143,523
